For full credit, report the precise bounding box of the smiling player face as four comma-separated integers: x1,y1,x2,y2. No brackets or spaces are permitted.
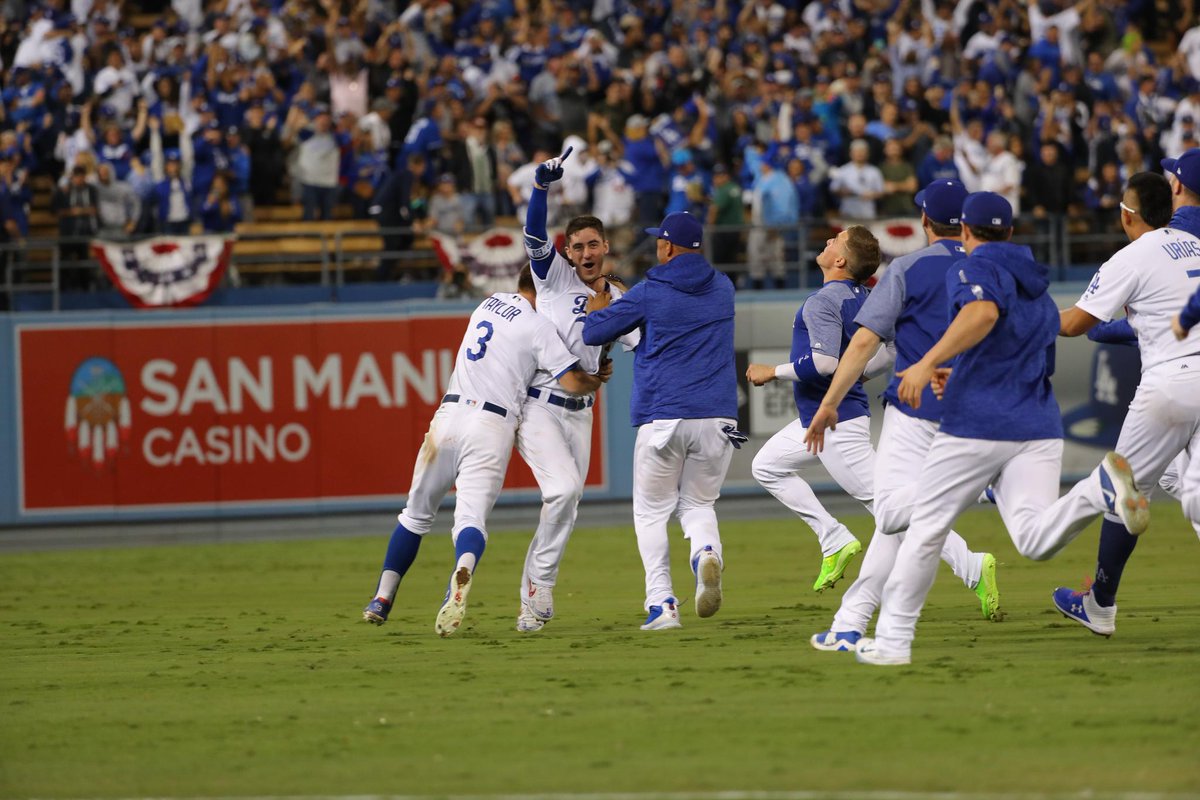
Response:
566,227,609,286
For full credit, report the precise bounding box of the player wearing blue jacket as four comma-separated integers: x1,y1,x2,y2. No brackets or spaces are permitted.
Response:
803,182,1000,655
858,192,1148,666
582,212,741,630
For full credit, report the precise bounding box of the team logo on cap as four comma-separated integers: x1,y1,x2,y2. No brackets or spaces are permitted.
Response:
991,217,1002,225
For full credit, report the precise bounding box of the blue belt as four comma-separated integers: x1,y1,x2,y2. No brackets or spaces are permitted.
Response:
527,387,594,411
442,394,508,418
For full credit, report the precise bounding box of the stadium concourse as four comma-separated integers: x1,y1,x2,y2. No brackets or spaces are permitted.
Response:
0,0,1197,296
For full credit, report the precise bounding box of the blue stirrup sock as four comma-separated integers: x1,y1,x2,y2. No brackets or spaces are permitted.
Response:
373,521,423,602
454,527,487,575
1092,517,1138,607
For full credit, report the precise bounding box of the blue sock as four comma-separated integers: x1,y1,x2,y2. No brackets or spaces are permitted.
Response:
1092,517,1138,607
454,526,487,570
382,521,423,577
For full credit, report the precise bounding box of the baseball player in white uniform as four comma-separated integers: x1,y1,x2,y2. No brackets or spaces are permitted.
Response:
515,147,640,632
361,268,603,637
1048,152,1200,635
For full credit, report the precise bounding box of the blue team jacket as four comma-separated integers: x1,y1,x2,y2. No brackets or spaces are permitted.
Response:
582,253,738,426
939,241,1063,442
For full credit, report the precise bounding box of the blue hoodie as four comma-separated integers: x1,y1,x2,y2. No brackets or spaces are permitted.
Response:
582,252,737,426
939,242,1063,442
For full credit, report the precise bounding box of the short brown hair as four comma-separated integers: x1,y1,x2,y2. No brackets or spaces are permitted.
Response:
964,223,1011,242
842,225,882,282
565,215,605,242
927,219,961,238
517,264,534,294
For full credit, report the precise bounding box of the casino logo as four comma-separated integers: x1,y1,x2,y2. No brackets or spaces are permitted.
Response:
64,357,132,467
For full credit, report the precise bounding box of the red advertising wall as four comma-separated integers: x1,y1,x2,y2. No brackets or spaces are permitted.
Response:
16,315,605,513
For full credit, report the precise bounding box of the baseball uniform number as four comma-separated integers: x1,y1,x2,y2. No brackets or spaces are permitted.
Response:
465,321,495,361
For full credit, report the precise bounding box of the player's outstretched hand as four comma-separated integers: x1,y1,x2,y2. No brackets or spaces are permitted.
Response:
745,363,776,386
586,290,611,313
1171,314,1189,341
534,146,573,188
896,360,935,409
804,405,838,453
930,367,953,400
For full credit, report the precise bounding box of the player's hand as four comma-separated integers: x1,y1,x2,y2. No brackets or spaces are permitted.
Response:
896,360,935,409
804,405,838,454
586,289,610,313
534,145,573,188
604,273,627,292
930,367,953,400
745,363,776,386
1171,314,1189,341
597,357,613,383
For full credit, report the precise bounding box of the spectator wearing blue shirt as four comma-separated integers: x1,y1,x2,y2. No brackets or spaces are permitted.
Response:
200,174,242,233
749,158,800,290
622,114,668,230
787,158,820,217
917,136,961,188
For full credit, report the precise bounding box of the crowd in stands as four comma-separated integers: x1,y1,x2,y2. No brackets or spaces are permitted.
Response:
1,0,1199,284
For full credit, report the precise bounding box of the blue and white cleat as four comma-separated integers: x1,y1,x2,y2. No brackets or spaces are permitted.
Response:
854,637,911,666
692,545,723,618
1052,586,1116,637
810,630,862,652
516,607,545,633
363,597,391,625
1098,452,1150,535
640,597,682,631
435,566,474,637
526,581,555,622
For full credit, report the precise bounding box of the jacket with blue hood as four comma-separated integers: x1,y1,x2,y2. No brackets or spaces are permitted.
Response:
939,241,1063,441
582,252,737,426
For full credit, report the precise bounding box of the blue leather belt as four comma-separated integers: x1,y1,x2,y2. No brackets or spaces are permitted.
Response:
527,387,594,411
442,394,508,418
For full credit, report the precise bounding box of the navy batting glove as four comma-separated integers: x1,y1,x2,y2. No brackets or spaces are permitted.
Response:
721,424,748,449
534,146,573,187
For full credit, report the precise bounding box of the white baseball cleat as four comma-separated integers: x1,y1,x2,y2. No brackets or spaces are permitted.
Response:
854,637,911,666
640,597,682,630
516,607,545,633
525,581,555,622
1098,452,1150,535
435,566,474,637
692,546,723,618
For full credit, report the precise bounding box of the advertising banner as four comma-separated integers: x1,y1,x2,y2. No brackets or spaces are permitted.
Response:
15,314,606,514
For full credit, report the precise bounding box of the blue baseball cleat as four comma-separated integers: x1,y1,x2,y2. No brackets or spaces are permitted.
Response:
810,630,862,652
363,597,391,625
1052,586,1116,637
640,597,682,630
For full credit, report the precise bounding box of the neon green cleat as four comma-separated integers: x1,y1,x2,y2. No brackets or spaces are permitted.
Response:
974,553,1004,621
813,539,862,592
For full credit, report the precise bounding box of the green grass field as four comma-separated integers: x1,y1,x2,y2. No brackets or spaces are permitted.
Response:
2,504,1199,799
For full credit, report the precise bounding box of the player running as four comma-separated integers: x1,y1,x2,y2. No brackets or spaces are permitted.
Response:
745,226,889,591
361,269,603,637
857,192,1147,666
515,147,640,633
799,182,1000,656
582,212,742,631
1047,153,1200,636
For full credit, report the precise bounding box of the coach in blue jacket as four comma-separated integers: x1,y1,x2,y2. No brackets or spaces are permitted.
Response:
582,211,741,632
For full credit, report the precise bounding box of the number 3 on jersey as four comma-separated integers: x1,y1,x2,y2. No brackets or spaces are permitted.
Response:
466,320,494,361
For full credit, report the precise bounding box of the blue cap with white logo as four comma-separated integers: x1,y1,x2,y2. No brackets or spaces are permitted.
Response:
914,179,967,226
1161,148,1200,195
961,191,1013,228
645,212,704,249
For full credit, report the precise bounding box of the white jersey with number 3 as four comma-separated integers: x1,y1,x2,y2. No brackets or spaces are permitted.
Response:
524,242,641,393
447,293,580,416
1076,226,1200,371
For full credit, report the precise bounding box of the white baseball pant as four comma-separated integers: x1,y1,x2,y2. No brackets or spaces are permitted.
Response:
634,417,735,610
831,406,985,634
515,397,593,596
396,402,516,543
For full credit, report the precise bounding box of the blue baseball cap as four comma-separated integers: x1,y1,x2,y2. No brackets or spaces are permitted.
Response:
1162,149,1200,195
645,212,704,249
961,191,1012,228
915,180,967,225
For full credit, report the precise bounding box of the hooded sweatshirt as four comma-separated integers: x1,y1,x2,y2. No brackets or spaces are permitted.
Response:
939,241,1063,441
582,252,737,426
